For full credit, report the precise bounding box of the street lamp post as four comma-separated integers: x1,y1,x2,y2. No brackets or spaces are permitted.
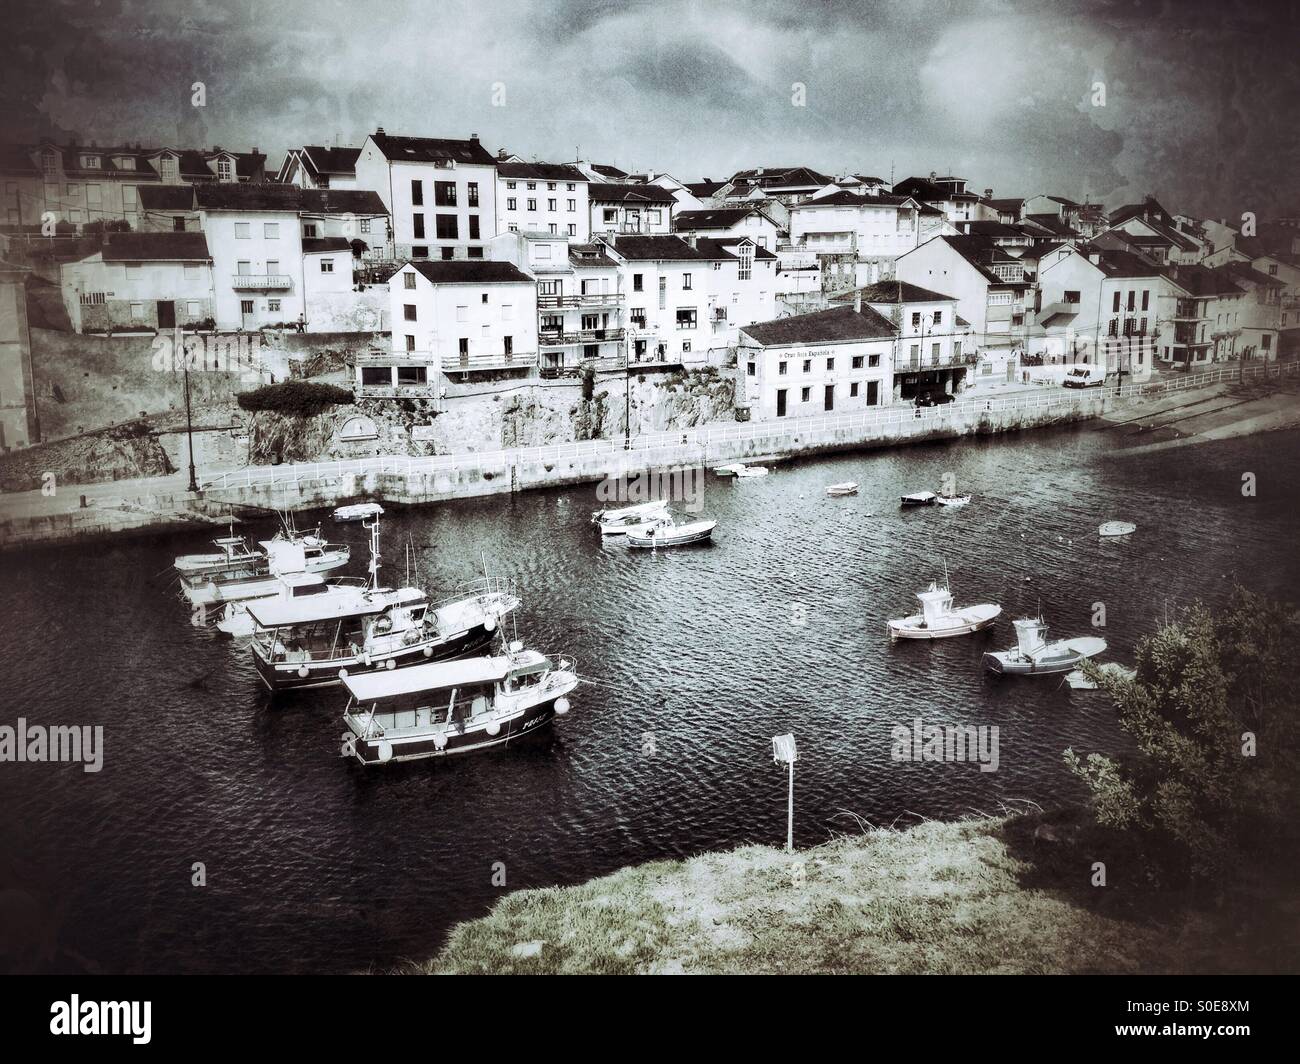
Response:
178,326,199,493
772,734,798,853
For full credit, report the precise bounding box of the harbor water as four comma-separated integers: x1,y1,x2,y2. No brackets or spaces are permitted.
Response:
2,423,1298,973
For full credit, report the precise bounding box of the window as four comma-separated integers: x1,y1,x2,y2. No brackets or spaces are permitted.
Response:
159,156,179,182
266,260,280,275
172,217,186,233
738,245,753,281
441,247,454,260
779,361,788,375
547,182,556,191
481,293,489,304
240,299,254,314
527,198,537,212
40,152,58,174
130,302,144,320
81,155,101,169
933,310,943,323
630,308,646,328
911,312,921,328
186,301,201,316
412,246,428,258
746,362,755,377
852,355,864,369
236,260,251,275
567,199,576,212
234,222,250,238
1064,290,1080,304
507,198,517,211
435,181,456,207
361,218,371,233
469,216,480,240
267,299,281,312
567,224,576,236
459,338,469,355
411,180,423,205
404,272,416,289
549,224,557,234
303,223,318,238
1112,291,1121,313
1127,290,1136,311
1141,290,1150,311
503,336,513,355
633,273,643,292
802,359,811,372
404,304,417,321
264,222,279,238
320,259,334,273
217,158,232,181
468,247,483,258
456,306,468,322
850,382,859,397
868,354,880,368
682,273,692,290
413,213,425,239
647,210,661,225
827,357,835,371
676,308,697,330
468,183,479,207
548,199,556,211
659,277,667,309
526,182,536,190
436,215,457,239
801,387,811,402
506,180,516,190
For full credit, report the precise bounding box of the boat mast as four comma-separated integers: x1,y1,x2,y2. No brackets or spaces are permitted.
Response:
365,513,382,590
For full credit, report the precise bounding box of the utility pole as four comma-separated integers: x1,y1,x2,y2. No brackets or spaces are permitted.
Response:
178,325,199,493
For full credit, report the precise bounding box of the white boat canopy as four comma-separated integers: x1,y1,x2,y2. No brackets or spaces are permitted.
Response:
595,499,669,521
343,653,524,702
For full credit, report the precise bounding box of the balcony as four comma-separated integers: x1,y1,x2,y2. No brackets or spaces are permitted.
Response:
441,351,538,373
537,292,625,309
539,354,628,379
894,351,978,372
357,382,439,399
231,274,293,290
539,327,626,348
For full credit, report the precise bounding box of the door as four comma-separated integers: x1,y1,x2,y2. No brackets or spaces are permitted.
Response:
824,384,834,412
157,300,175,329
867,381,879,406
240,299,255,330
776,389,787,418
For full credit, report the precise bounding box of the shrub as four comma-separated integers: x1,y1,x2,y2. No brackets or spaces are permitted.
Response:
580,363,596,401
237,381,355,417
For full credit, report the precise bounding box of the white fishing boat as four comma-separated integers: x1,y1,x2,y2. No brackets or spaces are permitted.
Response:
935,493,971,507
333,502,385,523
983,617,1107,676
901,490,937,507
826,482,859,497
1099,520,1136,537
180,534,350,607
215,573,365,637
732,464,769,478
242,513,519,691
1065,663,1137,689
340,642,578,764
625,513,716,549
888,581,1001,640
173,533,260,577
591,498,670,536
714,463,742,476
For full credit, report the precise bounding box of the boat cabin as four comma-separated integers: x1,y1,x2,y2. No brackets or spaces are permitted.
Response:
248,586,430,664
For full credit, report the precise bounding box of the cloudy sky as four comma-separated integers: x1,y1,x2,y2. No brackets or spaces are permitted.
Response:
3,0,1297,218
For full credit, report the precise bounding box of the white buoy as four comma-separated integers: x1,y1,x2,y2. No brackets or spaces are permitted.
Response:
423,645,433,657
298,665,310,679
555,697,571,715
485,616,497,632
377,740,393,763
338,668,349,679
486,720,501,736
385,658,396,670
433,732,448,750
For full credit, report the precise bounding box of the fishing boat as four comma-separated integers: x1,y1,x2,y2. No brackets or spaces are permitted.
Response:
1099,520,1136,537
340,642,578,764
625,513,716,549
591,498,669,536
826,482,859,497
714,463,742,476
935,493,971,507
983,617,1107,676
731,464,769,478
215,573,366,637
243,514,520,691
333,502,385,523
173,533,261,577
900,491,937,507
180,533,350,607
888,581,1001,640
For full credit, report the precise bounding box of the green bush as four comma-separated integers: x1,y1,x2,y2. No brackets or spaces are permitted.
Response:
1066,587,1300,880
237,381,355,417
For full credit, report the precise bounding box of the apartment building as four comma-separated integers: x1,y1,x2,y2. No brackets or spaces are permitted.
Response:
495,163,589,240
597,235,712,366
353,129,498,261
673,206,780,250
693,237,778,355
895,235,1031,349
588,184,675,236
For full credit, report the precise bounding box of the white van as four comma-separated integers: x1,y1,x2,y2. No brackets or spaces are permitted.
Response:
1062,364,1106,388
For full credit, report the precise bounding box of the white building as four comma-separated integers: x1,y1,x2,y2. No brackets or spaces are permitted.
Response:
691,237,779,356
787,190,926,286
276,146,361,190
588,183,676,236
60,232,214,333
495,163,589,240
371,259,538,396
353,129,498,261
489,230,625,377
597,234,713,366
738,303,896,420
673,206,780,250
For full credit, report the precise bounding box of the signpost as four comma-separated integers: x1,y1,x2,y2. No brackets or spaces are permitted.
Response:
772,733,798,853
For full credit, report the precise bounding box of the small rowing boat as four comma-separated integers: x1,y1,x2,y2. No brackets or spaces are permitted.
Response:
1099,521,1136,537
901,491,937,507
826,482,859,497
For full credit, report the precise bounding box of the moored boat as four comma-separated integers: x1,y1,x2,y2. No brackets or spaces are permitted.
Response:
731,464,769,478
888,582,1001,640
935,493,971,507
625,514,716,548
1099,520,1136,537
180,534,350,607
340,643,578,764
901,491,937,507
826,482,859,497
591,498,669,536
334,502,385,522
983,617,1106,675
174,534,260,577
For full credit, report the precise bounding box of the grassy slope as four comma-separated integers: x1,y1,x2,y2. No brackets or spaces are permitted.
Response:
423,813,1297,975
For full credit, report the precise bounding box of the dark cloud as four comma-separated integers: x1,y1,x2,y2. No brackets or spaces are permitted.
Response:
0,0,1295,217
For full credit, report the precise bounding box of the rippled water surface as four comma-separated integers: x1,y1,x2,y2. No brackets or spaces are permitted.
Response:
2,424,1298,972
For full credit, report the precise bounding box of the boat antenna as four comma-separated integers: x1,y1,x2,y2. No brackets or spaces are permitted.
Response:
943,558,951,592
365,512,381,590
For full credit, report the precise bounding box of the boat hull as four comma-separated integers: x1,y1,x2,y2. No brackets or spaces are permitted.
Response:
983,637,1106,675
347,696,560,764
254,622,498,692
625,522,715,548
888,605,1001,640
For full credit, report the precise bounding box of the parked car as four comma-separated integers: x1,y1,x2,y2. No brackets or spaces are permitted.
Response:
915,390,956,407
1062,365,1106,388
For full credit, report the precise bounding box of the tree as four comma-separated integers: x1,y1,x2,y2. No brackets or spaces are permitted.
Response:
1065,588,1300,879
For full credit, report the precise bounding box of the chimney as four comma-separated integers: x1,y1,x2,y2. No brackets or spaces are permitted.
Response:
854,289,862,313
251,146,259,156
470,133,480,144
984,188,993,199
376,127,385,136
930,170,937,181
497,148,507,161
